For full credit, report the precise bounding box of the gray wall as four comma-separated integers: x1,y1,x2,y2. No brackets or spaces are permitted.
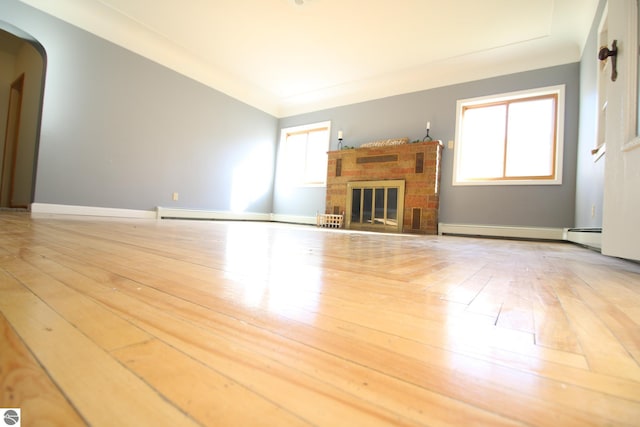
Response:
575,0,607,228
278,64,580,228
2,0,277,213
2,0,590,228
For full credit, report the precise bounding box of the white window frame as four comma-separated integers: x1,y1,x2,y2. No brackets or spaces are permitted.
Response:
278,121,331,187
453,85,565,186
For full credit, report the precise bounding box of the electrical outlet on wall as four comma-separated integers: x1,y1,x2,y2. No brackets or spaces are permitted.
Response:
591,205,596,218
448,140,454,149
172,192,179,201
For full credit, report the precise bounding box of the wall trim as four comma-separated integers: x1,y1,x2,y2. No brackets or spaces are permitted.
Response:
31,203,156,219
30,203,318,226
438,223,565,240
30,205,599,247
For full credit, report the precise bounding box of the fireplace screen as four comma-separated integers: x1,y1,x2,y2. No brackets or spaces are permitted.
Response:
346,180,405,232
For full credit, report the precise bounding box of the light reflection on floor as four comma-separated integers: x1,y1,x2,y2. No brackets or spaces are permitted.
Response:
224,222,323,317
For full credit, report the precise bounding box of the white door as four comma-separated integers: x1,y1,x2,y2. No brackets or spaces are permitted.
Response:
601,0,640,261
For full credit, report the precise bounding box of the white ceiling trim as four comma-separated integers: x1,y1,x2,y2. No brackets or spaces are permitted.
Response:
18,0,598,118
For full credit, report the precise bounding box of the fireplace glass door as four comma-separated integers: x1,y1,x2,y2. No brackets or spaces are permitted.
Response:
346,180,405,232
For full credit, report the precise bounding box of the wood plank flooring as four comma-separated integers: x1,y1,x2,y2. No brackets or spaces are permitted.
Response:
1,212,639,426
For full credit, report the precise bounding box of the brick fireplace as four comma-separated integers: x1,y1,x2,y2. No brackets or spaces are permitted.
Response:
325,140,443,234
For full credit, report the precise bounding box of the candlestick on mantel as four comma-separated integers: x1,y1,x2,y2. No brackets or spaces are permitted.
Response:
423,122,432,142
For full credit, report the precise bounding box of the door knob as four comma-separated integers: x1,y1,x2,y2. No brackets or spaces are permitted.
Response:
598,40,618,82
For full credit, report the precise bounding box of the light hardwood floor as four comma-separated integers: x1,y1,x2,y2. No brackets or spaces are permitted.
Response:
1,212,639,426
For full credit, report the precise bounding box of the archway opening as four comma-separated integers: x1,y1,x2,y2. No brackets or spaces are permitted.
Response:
0,23,46,210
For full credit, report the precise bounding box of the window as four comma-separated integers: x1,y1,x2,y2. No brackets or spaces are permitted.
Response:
279,121,330,186
453,85,564,185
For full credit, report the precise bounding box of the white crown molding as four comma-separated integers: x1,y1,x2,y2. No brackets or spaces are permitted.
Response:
18,0,597,118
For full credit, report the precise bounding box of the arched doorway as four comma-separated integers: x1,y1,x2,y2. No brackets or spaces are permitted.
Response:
0,24,46,210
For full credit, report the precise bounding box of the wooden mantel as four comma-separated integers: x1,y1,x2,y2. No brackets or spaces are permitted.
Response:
326,140,443,234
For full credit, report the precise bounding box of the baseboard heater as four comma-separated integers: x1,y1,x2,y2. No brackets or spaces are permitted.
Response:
156,207,270,221
155,207,317,226
438,223,565,241
438,223,602,249
565,228,602,249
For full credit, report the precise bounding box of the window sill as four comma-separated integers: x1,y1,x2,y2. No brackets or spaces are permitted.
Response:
452,178,562,186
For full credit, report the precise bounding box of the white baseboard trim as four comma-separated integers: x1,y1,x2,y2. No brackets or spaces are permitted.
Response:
29,206,592,245
564,228,602,249
438,223,565,241
31,203,156,219
28,204,317,226
156,207,271,222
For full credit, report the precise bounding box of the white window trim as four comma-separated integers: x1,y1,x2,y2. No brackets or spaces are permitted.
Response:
278,121,331,187
453,85,565,186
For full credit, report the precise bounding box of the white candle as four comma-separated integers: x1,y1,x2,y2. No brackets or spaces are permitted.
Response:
338,131,343,139
426,121,431,130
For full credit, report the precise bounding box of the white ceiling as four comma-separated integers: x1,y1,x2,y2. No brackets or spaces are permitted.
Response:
19,0,599,117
